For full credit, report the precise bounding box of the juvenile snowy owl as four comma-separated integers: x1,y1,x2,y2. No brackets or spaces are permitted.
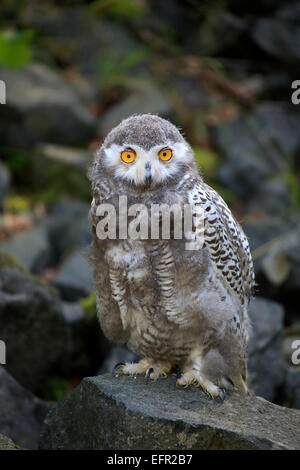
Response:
88,114,255,399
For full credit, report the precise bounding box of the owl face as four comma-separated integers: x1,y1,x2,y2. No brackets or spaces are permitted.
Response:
103,141,191,186
99,115,196,188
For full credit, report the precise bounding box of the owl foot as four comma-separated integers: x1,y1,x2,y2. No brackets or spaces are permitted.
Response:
176,370,226,400
113,358,172,381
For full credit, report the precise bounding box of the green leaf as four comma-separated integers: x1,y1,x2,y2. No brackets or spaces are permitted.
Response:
0,30,34,68
193,147,220,178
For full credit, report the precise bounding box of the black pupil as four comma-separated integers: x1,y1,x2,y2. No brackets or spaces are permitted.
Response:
127,154,130,158
163,152,166,156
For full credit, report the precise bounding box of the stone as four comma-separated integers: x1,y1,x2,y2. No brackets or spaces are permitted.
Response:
0,433,19,450
0,367,48,449
0,162,10,211
54,249,93,301
47,201,91,263
40,374,300,450
0,221,53,274
0,63,96,147
99,84,173,137
245,178,292,217
212,103,300,198
0,252,69,391
281,367,300,410
29,6,141,86
252,4,300,63
247,297,285,401
35,143,93,171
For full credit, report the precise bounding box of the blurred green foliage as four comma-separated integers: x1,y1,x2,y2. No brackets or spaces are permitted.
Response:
283,164,300,213
42,376,69,401
0,29,33,68
99,47,150,91
89,0,147,20
193,147,220,178
79,292,97,324
1,147,91,205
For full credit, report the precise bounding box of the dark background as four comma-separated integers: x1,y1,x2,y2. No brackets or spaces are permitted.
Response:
0,0,299,449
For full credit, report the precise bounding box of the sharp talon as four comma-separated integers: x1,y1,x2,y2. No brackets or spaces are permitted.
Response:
146,367,154,381
226,377,235,388
174,373,182,387
112,362,125,374
220,389,226,401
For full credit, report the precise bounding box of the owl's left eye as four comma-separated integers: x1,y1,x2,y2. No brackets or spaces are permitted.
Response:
121,149,136,164
159,148,173,161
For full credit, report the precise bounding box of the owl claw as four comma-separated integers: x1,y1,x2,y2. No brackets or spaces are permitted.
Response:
146,367,154,381
112,362,125,374
220,388,226,401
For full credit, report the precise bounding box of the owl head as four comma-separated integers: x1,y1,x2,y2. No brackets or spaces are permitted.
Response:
94,114,197,190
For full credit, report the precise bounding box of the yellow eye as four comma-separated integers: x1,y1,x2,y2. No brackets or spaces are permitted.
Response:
159,148,172,161
121,149,136,164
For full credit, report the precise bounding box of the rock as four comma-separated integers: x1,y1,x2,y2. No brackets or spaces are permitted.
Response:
54,249,93,301
247,297,285,401
252,4,300,63
0,63,96,147
243,216,288,276
0,162,10,210
246,220,300,292
0,367,48,449
281,367,300,410
40,374,300,450
35,143,93,171
99,84,173,137
0,433,19,450
0,221,53,274
245,177,292,217
57,301,93,377
30,6,141,86
0,252,69,391
212,103,300,198
47,201,91,263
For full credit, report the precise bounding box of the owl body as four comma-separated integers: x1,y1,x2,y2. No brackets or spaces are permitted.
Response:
89,115,254,397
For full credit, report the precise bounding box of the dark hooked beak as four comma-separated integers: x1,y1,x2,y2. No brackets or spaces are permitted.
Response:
145,165,153,185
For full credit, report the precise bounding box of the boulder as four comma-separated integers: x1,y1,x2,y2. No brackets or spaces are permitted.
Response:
252,4,300,63
40,374,300,450
99,83,173,137
0,162,10,211
0,367,48,449
247,297,285,401
281,367,300,410
212,103,300,198
0,252,69,391
0,433,19,450
47,201,91,263
0,222,53,274
53,249,93,301
0,63,96,147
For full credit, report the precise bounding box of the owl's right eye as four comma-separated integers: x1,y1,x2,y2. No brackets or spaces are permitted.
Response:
121,149,136,164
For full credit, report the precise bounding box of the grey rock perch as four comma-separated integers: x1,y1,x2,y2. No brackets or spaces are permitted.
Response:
40,374,300,450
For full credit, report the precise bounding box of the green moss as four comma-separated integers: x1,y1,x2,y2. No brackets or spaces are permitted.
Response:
193,147,220,179
79,292,97,324
1,146,91,204
42,376,69,401
0,250,26,271
0,250,58,296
